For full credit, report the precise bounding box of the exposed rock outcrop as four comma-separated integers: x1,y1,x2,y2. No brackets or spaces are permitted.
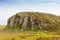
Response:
6,12,60,31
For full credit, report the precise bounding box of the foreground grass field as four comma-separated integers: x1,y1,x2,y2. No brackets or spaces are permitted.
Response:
0,31,60,40
0,25,5,30
0,25,60,40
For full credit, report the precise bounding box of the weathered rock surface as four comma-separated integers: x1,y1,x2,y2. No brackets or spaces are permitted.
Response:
6,12,60,31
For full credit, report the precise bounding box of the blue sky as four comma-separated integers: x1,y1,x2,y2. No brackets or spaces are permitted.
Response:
0,0,60,4
0,0,60,25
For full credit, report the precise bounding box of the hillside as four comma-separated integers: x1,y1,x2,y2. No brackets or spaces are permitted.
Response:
5,12,60,31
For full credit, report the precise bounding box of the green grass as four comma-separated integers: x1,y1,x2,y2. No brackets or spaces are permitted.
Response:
0,31,60,40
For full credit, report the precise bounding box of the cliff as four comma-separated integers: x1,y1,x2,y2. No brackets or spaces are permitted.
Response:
5,12,60,31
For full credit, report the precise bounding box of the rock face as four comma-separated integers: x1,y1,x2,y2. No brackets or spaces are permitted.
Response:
6,12,60,31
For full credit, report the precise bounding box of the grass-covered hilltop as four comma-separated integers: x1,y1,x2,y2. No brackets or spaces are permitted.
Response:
5,12,60,32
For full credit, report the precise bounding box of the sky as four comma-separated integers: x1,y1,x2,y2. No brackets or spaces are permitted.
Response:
0,0,60,25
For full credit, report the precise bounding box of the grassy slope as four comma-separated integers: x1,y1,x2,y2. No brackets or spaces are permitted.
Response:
0,31,60,40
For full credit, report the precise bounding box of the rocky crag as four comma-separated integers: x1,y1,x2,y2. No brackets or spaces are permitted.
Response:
5,12,60,31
